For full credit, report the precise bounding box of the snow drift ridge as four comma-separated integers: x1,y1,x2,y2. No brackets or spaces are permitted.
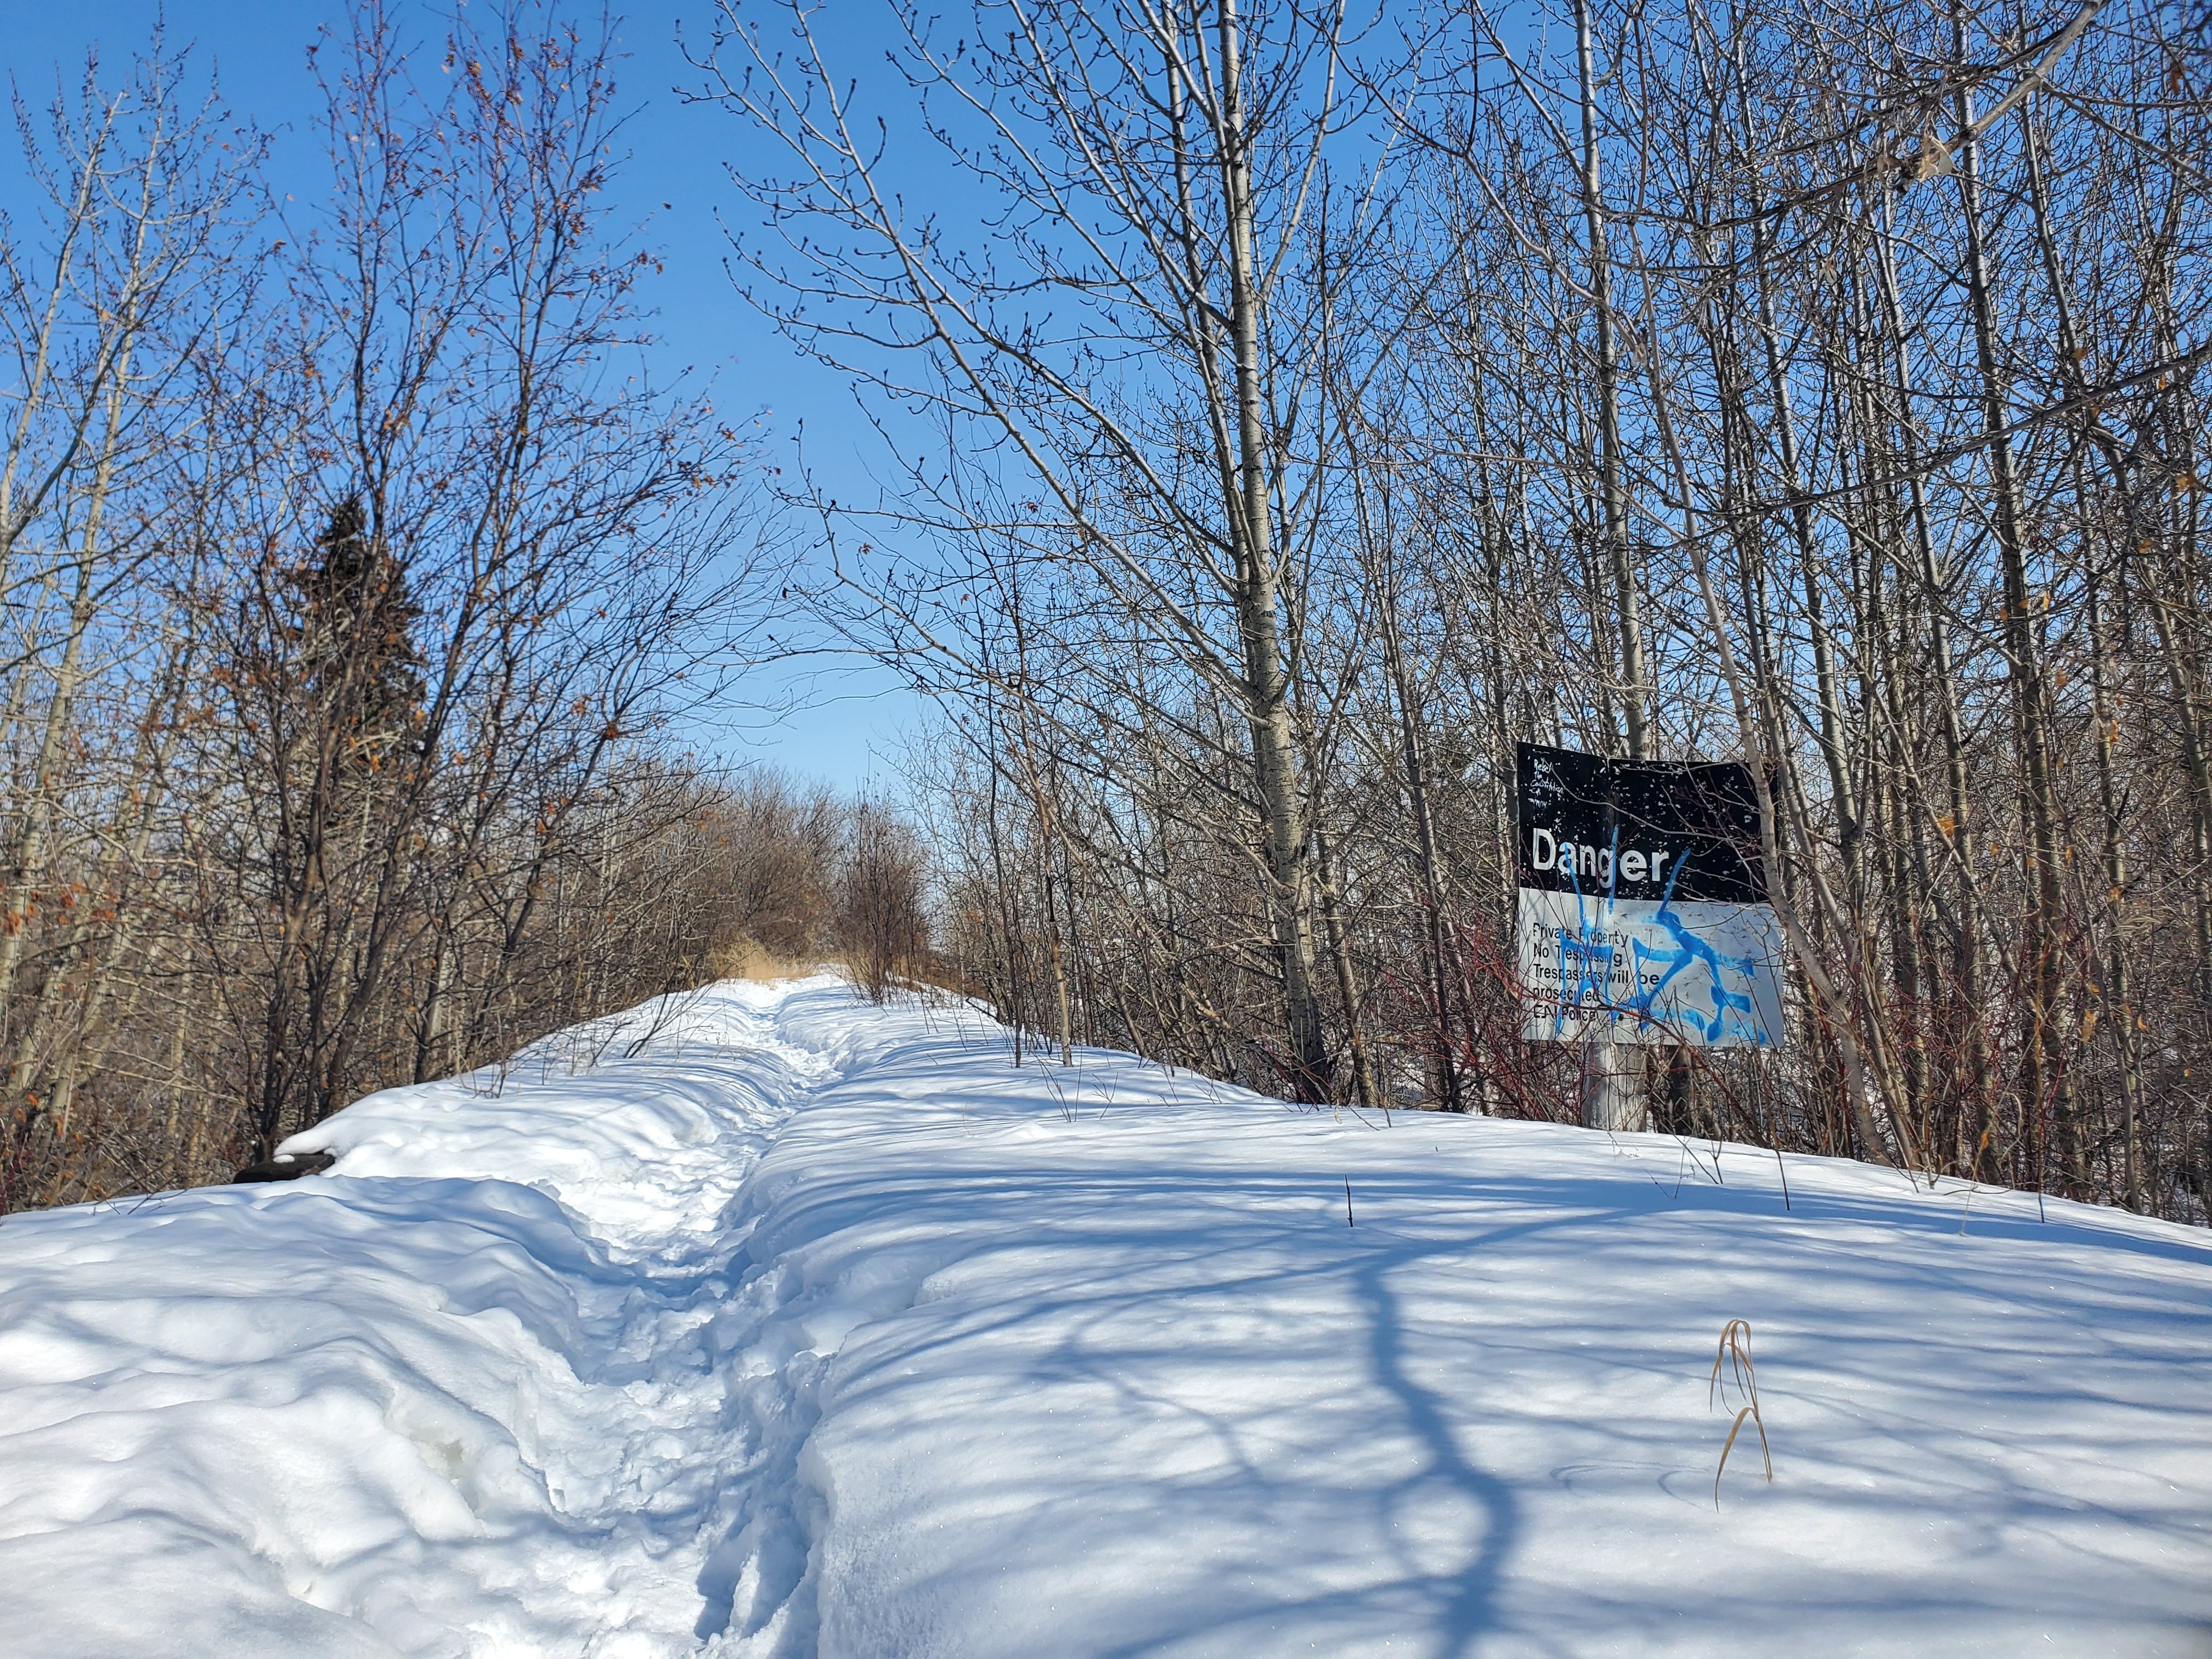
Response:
2,977,2209,1657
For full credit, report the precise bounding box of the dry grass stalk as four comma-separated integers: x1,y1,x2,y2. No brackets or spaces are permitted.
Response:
1708,1318,1773,1508
709,937,820,984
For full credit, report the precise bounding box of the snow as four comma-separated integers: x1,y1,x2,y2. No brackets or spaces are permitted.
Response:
3,978,2209,1656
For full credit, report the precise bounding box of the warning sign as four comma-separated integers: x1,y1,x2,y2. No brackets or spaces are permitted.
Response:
1516,742,1785,1048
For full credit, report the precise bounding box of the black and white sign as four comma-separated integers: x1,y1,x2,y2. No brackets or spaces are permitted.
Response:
1515,742,1785,1048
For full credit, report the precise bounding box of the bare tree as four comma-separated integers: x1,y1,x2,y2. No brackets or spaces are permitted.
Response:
693,0,1421,1100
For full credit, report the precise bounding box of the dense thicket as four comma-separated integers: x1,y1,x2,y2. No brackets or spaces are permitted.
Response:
709,0,2212,1219
0,5,828,1212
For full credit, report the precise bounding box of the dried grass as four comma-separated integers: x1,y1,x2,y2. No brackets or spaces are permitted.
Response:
1708,1318,1774,1508
708,936,820,983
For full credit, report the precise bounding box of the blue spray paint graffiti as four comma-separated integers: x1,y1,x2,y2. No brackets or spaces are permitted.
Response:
1544,830,1776,1047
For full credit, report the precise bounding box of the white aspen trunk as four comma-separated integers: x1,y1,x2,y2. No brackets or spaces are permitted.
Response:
1573,0,1645,1133
1216,0,1330,1102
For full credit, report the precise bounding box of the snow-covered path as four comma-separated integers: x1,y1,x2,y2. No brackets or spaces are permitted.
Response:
3,978,2210,1657
0,983,831,1658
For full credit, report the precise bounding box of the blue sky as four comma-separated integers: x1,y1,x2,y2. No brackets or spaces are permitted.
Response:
0,0,923,792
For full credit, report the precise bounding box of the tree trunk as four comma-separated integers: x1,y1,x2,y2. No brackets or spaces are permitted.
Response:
1218,0,1330,1103
1952,33,2082,1195
1575,0,1648,1132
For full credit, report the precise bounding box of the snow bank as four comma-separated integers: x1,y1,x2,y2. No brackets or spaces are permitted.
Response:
717,989,2212,1657
3,977,2209,1656
0,981,830,1658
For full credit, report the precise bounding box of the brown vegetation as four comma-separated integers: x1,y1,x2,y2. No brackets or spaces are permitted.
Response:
705,0,2212,1220
0,8,932,1212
